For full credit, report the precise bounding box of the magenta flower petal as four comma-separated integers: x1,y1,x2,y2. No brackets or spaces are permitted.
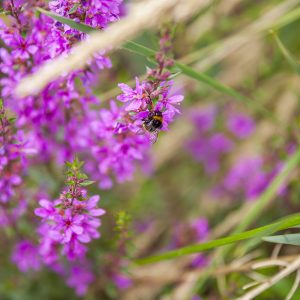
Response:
72,225,84,235
89,208,106,217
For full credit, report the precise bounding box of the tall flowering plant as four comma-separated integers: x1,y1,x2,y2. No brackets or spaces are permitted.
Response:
117,28,184,141
0,0,184,296
35,157,105,263
11,158,105,295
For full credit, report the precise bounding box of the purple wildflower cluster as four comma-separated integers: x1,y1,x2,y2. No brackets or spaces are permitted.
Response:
221,157,283,200
0,0,183,192
48,0,122,69
0,0,120,166
49,0,123,30
12,240,42,272
187,105,282,201
187,106,235,174
0,105,23,203
12,158,105,295
0,104,31,226
35,192,105,263
117,28,183,138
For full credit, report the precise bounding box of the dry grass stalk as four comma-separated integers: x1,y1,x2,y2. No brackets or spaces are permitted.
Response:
237,256,300,300
252,259,289,269
159,254,300,300
16,0,208,97
194,0,300,70
186,0,244,44
214,255,299,276
286,269,300,300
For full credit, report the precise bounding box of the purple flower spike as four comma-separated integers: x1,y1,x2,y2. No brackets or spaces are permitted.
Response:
34,159,105,282
12,240,41,272
227,113,255,139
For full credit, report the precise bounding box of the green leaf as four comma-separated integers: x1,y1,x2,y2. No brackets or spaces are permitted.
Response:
263,233,300,246
68,3,80,15
78,173,88,180
0,8,11,16
36,7,95,34
8,117,16,123
65,161,73,168
134,213,300,265
176,61,275,120
79,180,95,186
167,71,182,80
123,41,156,57
270,30,300,75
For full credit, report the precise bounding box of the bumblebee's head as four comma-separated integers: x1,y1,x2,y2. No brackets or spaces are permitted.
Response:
153,110,163,117
151,111,163,129
153,110,163,122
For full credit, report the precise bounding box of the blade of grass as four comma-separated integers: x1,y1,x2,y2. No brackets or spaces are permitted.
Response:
270,30,300,75
175,61,274,119
123,40,156,57
134,213,300,265
273,5,300,30
184,1,300,67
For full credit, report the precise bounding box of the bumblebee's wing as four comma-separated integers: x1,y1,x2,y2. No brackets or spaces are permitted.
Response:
136,127,159,144
146,130,159,144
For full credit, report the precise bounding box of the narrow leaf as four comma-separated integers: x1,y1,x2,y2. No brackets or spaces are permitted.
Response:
80,180,95,186
134,213,300,265
68,3,80,15
175,62,274,120
271,30,300,75
36,7,95,34
123,41,156,57
263,233,300,246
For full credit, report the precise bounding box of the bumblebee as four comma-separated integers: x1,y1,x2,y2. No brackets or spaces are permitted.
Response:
142,110,163,143
143,110,163,132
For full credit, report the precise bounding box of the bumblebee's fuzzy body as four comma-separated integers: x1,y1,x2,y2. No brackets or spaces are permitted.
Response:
143,111,163,132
